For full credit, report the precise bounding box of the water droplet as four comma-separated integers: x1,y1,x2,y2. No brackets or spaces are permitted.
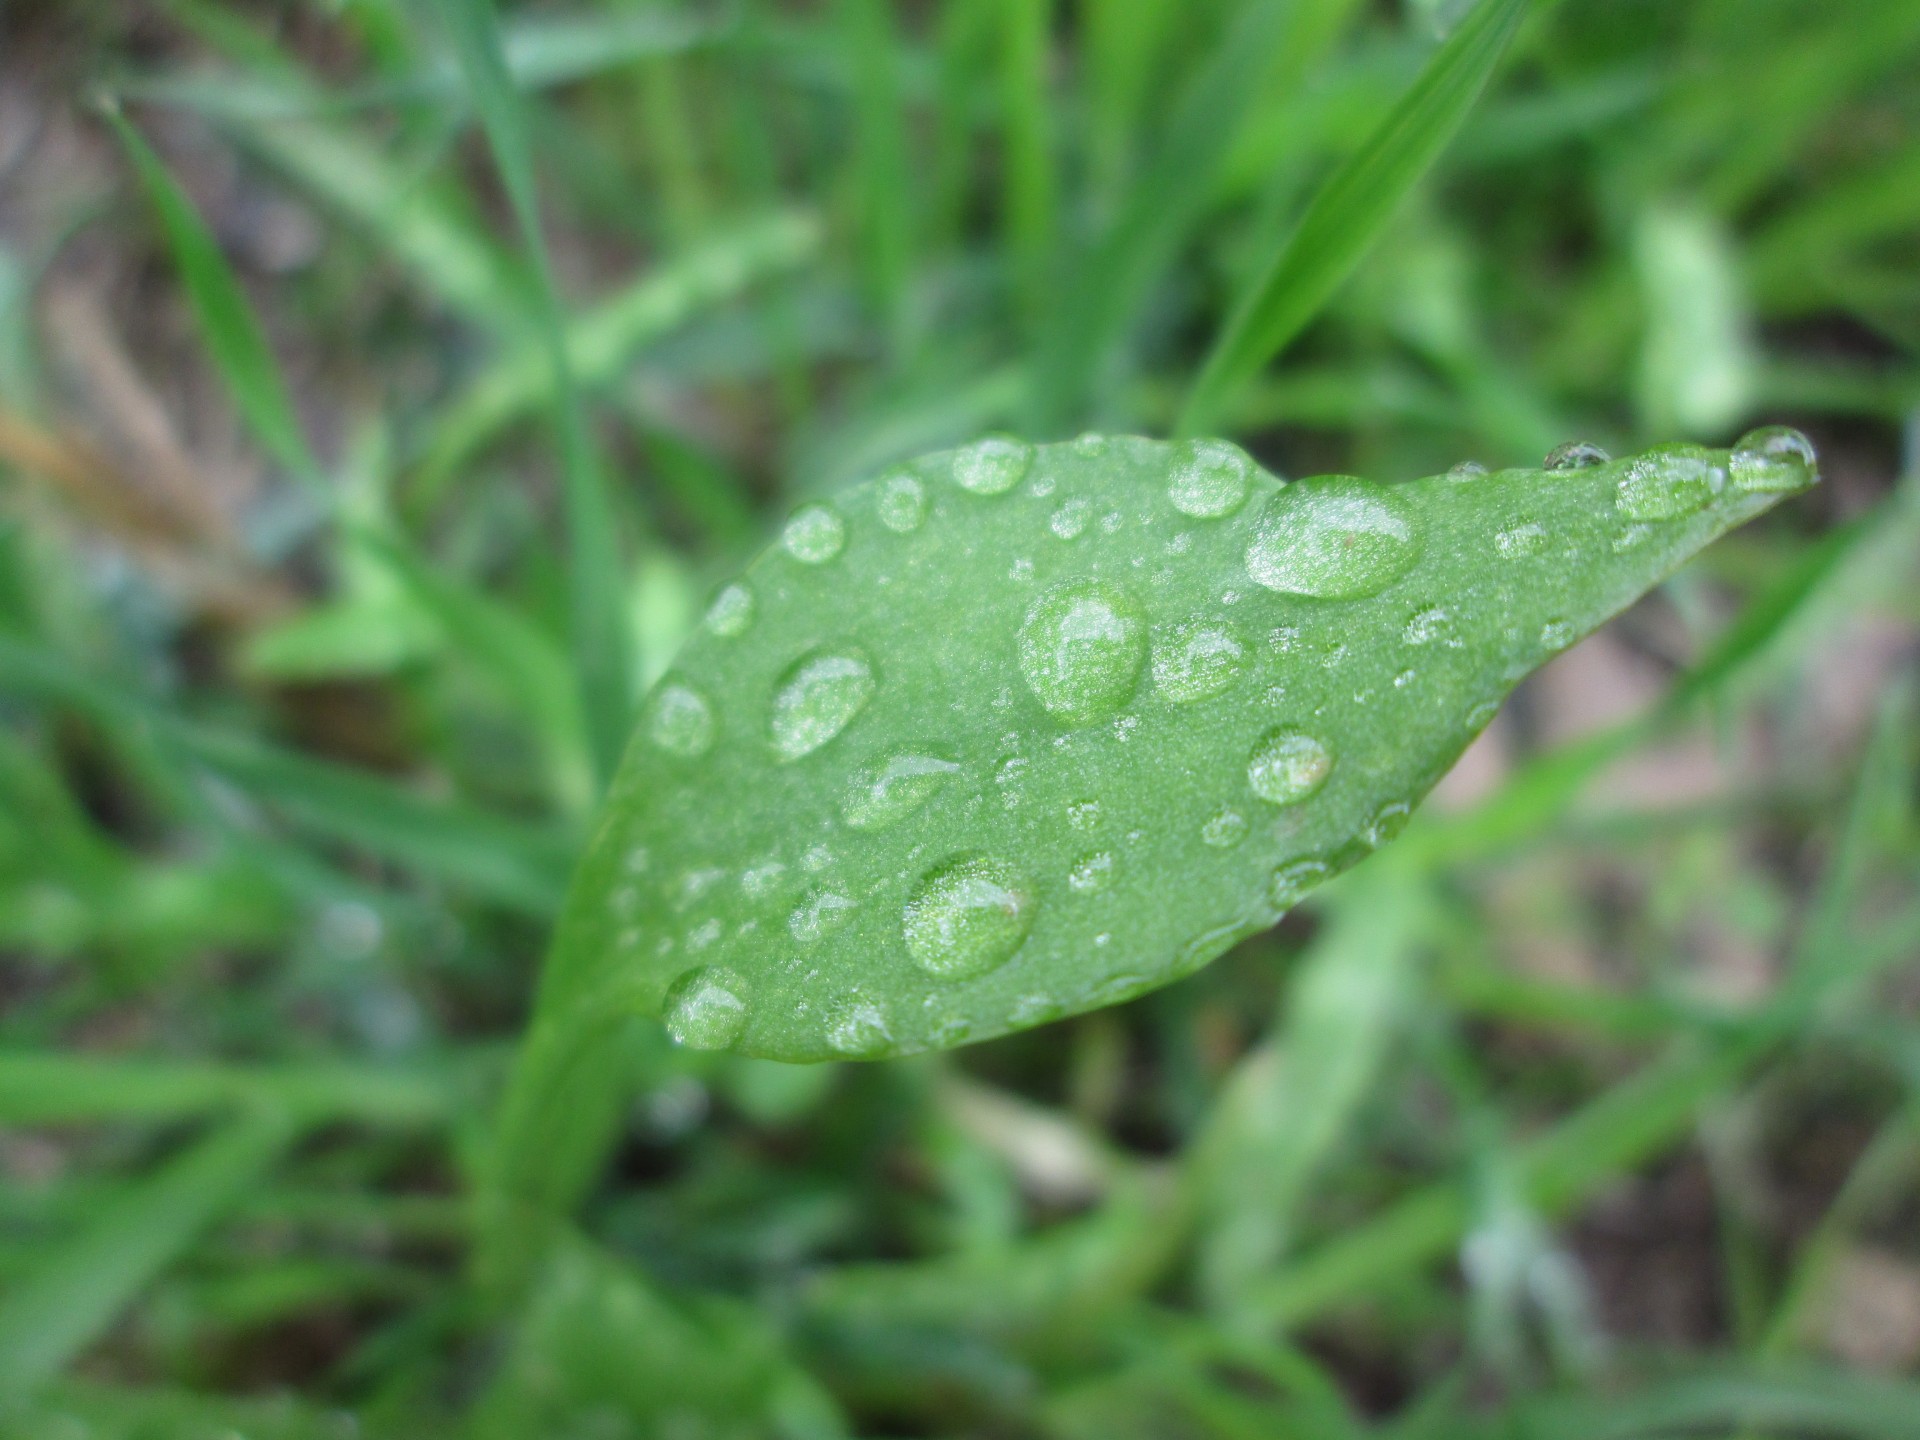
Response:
1072,432,1110,458
1394,668,1416,688
1495,522,1547,558
1201,809,1248,848
1615,443,1721,520
770,648,875,761
1151,618,1247,704
1050,497,1092,539
1269,858,1333,910
1009,555,1035,581
903,853,1035,979
1403,606,1455,646
994,754,1030,809
1068,851,1116,894
1730,425,1817,494
1247,728,1333,806
1011,993,1064,1026
663,966,749,1050
1366,801,1411,847
1245,476,1419,599
1544,441,1610,471
875,470,928,532
801,843,834,872
705,581,755,636
1612,523,1654,552
842,749,960,830
741,861,788,901
783,502,846,563
790,886,857,944
1167,438,1254,518
1268,625,1301,653
1540,619,1576,652
952,436,1034,495
1465,698,1501,730
1018,580,1147,723
1448,460,1490,481
645,680,715,758
825,993,893,1057
1066,799,1102,831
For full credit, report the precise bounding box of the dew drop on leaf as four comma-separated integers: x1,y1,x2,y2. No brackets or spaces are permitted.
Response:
1615,443,1720,520
875,471,928,532
1065,799,1102,831
1151,618,1248,704
783,502,847,563
1540,618,1576,651
1050,497,1092,540
1403,606,1454,647
1017,579,1148,723
1246,728,1334,806
789,886,857,944
1494,522,1547,558
1366,800,1412,847
1730,425,1818,494
1201,809,1249,848
1167,438,1254,518
1244,476,1419,599
705,581,755,637
1068,851,1116,894
663,966,749,1050
825,993,893,1057
770,648,875,761
644,680,716,758
1544,441,1610,471
841,749,961,831
1269,858,1333,910
1448,460,1490,480
902,853,1035,979
952,436,1035,495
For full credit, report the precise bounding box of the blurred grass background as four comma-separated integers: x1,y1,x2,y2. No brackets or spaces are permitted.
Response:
1,0,1918,1435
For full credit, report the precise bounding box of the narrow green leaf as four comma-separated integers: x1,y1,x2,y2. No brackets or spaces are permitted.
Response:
1177,0,1534,438
837,0,915,348
549,428,1818,1062
0,1111,295,1401
999,0,1058,330
431,0,633,787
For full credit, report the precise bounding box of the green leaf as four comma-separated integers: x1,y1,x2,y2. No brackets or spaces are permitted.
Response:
1177,0,1535,438
549,428,1818,1062
0,1111,295,1401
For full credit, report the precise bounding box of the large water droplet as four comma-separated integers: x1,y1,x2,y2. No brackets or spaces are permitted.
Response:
1167,438,1253,518
876,470,928,531
783,502,846,563
770,648,875,761
1495,522,1547,558
903,853,1035,979
790,886,857,944
952,437,1034,495
825,993,893,1057
1730,426,1817,494
1615,443,1720,520
1017,580,1147,723
1247,728,1333,806
1544,441,1610,471
1068,851,1116,894
1245,476,1419,599
663,965,749,1050
1152,618,1247,704
1201,808,1248,848
842,749,961,830
645,680,716,758
705,581,755,637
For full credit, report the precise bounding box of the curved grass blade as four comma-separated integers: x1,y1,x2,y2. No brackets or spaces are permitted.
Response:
1177,0,1535,439
551,429,1818,1062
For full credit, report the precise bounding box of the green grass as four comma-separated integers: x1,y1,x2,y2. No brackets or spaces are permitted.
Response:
0,0,1917,1435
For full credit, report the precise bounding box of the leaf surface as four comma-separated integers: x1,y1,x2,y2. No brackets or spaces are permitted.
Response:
551,430,1818,1061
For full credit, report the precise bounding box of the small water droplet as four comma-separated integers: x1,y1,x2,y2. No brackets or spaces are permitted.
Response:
1495,522,1547,558
1247,728,1334,806
663,966,749,1050
1011,994,1063,1026
1269,858,1333,910
875,470,928,532
1540,619,1576,652
1201,809,1248,848
1730,425,1818,494
1366,801,1411,847
1066,799,1102,831
1394,668,1416,688
1245,475,1419,599
1167,438,1254,518
903,853,1035,980
1068,851,1116,894
645,680,715,758
1050,497,1092,539
770,648,875,761
789,886,857,944
705,581,755,636
741,861,788,901
842,749,960,830
953,436,1034,495
994,754,1030,809
1018,579,1148,723
1268,625,1301,653
1465,698,1501,730
1612,523,1654,552
1403,605,1455,647
1448,460,1490,481
1615,443,1721,520
825,993,893,1057
1151,617,1248,704
1009,556,1035,581
1544,441,1610,471
783,502,847,562
801,842,834,872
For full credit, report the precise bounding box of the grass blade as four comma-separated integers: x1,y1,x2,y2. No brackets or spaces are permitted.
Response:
1177,0,1534,438
0,1110,295,1401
